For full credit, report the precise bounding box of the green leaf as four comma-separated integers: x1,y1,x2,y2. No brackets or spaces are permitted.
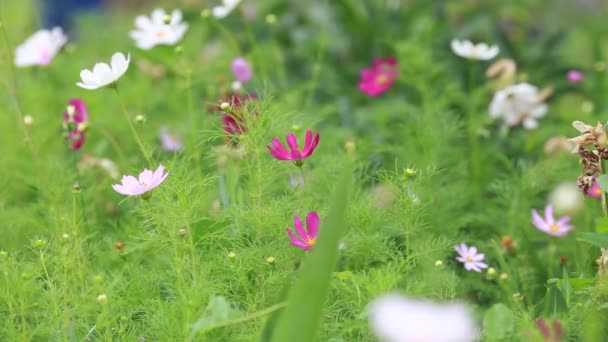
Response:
596,174,608,192
561,267,571,307
269,163,353,342
543,283,568,317
482,303,515,340
577,232,608,248
595,217,608,233
189,296,240,337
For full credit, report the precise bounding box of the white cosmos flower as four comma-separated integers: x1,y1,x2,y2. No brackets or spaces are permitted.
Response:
15,27,67,67
369,294,478,342
489,82,548,129
129,9,188,50
212,0,242,18
76,52,130,90
451,39,499,60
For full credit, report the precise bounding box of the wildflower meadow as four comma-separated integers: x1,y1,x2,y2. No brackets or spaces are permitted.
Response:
2,0,608,341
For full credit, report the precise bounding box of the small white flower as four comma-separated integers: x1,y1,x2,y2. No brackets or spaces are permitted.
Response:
129,9,188,50
15,27,67,67
212,0,242,18
489,82,548,129
369,294,477,342
548,182,584,216
76,52,130,90
451,39,499,60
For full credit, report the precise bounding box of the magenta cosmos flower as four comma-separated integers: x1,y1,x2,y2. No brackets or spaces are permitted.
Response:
567,70,584,84
231,57,252,83
286,211,319,251
587,178,603,199
454,243,488,272
112,164,169,197
63,99,88,150
267,130,320,164
531,204,574,237
358,57,398,97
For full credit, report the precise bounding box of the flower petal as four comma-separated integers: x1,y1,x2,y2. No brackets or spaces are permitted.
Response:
305,211,319,238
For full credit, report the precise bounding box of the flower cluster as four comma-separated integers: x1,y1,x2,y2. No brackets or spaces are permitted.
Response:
63,99,88,150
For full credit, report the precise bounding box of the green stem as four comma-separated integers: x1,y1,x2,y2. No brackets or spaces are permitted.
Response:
113,87,152,165
467,61,482,203
601,160,607,216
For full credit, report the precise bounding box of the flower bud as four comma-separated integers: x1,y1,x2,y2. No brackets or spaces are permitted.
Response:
135,114,145,123
162,14,171,24
345,140,356,154
487,267,497,276
178,228,188,236
231,81,242,91
93,275,104,283
61,233,71,240
72,183,81,194
0,250,8,257
220,102,231,111
33,239,46,248
434,260,444,268
228,251,236,258
175,46,183,54
265,14,277,24
200,9,210,17
500,272,509,280
97,294,108,304
266,256,275,264
23,115,33,126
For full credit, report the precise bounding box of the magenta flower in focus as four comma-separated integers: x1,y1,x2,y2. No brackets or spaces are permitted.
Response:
63,99,88,150
267,130,320,164
567,70,584,84
159,127,183,152
531,204,574,237
112,164,169,197
358,57,398,97
587,177,603,199
454,243,488,272
286,211,319,251
231,57,252,83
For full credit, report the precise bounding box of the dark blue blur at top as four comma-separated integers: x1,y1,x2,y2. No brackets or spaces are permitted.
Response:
43,0,104,29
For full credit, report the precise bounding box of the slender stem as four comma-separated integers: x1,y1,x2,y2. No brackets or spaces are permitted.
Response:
601,160,607,216
467,60,482,203
113,87,152,165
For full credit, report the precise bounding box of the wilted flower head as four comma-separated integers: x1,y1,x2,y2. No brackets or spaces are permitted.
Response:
485,58,516,84
455,243,488,272
596,248,608,277
368,294,477,342
112,165,169,197
489,83,548,129
544,136,575,155
451,39,499,60
587,178,603,199
231,57,252,83
568,120,607,152
358,57,398,97
212,0,242,18
285,211,319,251
267,130,320,163
76,52,130,90
15,27,67,67
531,204,574,237
567,70,584,84
129,9,189,50
159,127,183,151
63,99,88,150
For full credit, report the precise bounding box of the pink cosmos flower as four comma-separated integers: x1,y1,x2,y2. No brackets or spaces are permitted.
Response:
231,57,252,83
159,127,183,151
536,319,564,342
218,93,257,135
567,70,584,84
286,211,319,251
112,165,169,196
267,130,320,163
454,243,488,272
531,204,574,237
63,99,88,150
358,57,398,97
587,177,603,199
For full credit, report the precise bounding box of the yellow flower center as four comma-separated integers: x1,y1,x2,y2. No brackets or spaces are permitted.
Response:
549,224,560,232
140,182,148,187
306,238,316,247
596,188,603,195
376,74,388,84
465,256,473,262
156,31,165,38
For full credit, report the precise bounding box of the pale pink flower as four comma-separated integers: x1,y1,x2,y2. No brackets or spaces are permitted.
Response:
587,178,603,199
231,57,252,83
112,165,169,196
358,57,398,97
567,70,584,84
159,127,183,151
531,204,574,237
267,130,320,163
285,211,319,251
455,243,488,272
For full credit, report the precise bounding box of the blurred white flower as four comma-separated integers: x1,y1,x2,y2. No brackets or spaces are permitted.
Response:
212,0,241,18
451,40,499,60
129,9,188,50
369,294,477,342
489,83,548,129
76,52,130,90
549,182,584,216
15,27,67,67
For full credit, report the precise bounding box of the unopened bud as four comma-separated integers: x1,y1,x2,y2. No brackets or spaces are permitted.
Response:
231,81,242,91
162,14,171,24
178,228,188,236
228,251,236,258
72,183,81,193
61,233,71,240
265,14,277,24
434,260,444,268
500,272,509,280
220,102,231,111
345,140,356,154
97,294,108,304
487,267,497,276
23,115,33,126
175,46,183,54
135,114,145,123
200,9,211,17
266,256,275,264
33,239,46,248
66,105,76,117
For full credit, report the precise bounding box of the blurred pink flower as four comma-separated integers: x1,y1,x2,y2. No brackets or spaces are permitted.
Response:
112,165,169,197
536,319,564,342
587,177,603,199
218,93,257,135
267,130,320,163
358,57,398,97
159,127,183,151
231,57,252,83
531,204,574,237
286,211,319,251
567,70,584,84
63,99,88,150
454,243,488,272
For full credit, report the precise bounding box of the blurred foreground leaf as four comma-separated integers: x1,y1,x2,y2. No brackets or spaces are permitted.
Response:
577,232,608,248
483,303,515,340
